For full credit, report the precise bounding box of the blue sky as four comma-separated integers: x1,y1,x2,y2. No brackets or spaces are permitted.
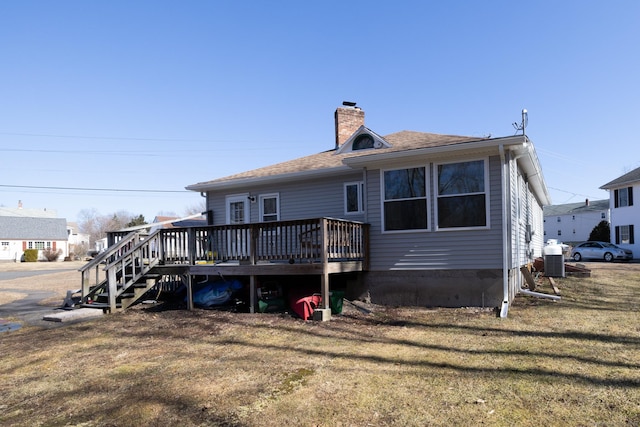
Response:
1,1,638,222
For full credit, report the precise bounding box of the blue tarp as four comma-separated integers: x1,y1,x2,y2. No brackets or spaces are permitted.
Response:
191,279,243,307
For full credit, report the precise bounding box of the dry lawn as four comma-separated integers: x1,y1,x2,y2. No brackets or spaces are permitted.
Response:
0,261,639,426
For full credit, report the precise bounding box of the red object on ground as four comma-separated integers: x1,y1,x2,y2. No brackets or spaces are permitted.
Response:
289,289,322,320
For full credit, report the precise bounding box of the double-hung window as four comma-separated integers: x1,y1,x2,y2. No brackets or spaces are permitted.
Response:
615,225,635,245
382,167,428,231
345,182,364,214
436,159,488,229
260,194,279,222
614,187,634,208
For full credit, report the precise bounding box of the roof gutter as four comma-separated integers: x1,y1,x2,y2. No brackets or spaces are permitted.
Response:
343,135,527,168
185,165,352,192
509,137,552,206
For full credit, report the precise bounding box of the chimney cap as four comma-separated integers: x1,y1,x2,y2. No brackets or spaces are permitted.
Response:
342,101,357,107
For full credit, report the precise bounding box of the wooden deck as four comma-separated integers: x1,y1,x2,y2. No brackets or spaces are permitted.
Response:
79,218,369,317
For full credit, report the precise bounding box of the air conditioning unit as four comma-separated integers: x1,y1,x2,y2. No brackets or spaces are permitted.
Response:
543,243,565,277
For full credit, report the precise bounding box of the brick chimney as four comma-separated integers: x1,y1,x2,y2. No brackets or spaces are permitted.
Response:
335,102,364,149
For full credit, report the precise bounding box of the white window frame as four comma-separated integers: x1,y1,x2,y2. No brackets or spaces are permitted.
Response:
259,193,280,222
616,187,631,207
434,158,490,231
381,165,430,233
619,225,631,244
225,194,250,224
344,181,364,215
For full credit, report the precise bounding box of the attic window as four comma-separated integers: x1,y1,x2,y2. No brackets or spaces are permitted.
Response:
352,134,374,150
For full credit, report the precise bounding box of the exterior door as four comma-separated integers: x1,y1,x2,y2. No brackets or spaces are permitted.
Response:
226,195,250,258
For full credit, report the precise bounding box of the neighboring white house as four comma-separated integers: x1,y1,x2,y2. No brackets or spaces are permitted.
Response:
600,166,640,259
543,199,609,244
67,222,91,259
0,216,69,261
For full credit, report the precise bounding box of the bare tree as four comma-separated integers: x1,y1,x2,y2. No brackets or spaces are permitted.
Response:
78,209,144,247
184,200,207,216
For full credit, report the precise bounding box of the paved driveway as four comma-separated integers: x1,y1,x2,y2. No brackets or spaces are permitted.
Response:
0,266,83,330
0,269,76,281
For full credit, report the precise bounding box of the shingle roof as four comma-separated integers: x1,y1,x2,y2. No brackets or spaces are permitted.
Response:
0,216,68,240
0,207,58,218
543,199,609,216
151,216,207,229
187,130,484,188
600,166,640,189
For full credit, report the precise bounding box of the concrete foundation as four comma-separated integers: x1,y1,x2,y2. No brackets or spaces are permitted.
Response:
313,308,332,321
347,269,504,308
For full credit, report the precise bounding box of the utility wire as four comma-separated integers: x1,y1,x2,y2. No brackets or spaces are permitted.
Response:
0,131,309,145
0,184,190,193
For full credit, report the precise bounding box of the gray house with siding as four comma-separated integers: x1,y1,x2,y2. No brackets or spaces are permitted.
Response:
186,103,551,316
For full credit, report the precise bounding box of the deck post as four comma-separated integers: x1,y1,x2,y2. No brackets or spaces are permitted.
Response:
186,273,194,310
320,219,330,311
188,228,196,265
249,275,256,313
107,267,117,312
321,271,330,311
158,230,165,264
250,224,257,265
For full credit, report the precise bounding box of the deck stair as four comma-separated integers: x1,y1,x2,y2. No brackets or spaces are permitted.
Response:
79,230,164,313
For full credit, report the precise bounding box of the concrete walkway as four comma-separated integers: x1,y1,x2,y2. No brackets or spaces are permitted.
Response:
0,264,103,330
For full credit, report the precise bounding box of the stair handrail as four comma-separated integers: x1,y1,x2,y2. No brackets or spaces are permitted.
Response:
101,229,162,312
101,228,161,272
78,231,141,274
79,231,143,303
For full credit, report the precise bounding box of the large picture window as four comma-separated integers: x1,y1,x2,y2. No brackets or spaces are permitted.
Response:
436,159,488,229
383,167,428,231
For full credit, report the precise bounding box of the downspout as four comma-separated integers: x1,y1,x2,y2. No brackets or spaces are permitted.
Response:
507,141,560,303
363,167,368,223
499,145,510,318
518,287,561,300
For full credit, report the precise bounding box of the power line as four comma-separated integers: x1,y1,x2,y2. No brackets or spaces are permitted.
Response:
0,131,310,146
0,184,190,193
0,131,240,143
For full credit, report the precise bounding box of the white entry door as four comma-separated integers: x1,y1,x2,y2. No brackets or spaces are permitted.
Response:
226,194,250,258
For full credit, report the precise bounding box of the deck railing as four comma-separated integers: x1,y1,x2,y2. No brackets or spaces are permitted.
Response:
82,218,368,313
154,217,368,265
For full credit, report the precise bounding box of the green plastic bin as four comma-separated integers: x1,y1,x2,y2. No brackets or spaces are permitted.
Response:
329,291,345,314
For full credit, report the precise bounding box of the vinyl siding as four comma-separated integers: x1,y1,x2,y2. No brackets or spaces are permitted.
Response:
366,156,503,271
205,153,541,273
206,172,366,225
